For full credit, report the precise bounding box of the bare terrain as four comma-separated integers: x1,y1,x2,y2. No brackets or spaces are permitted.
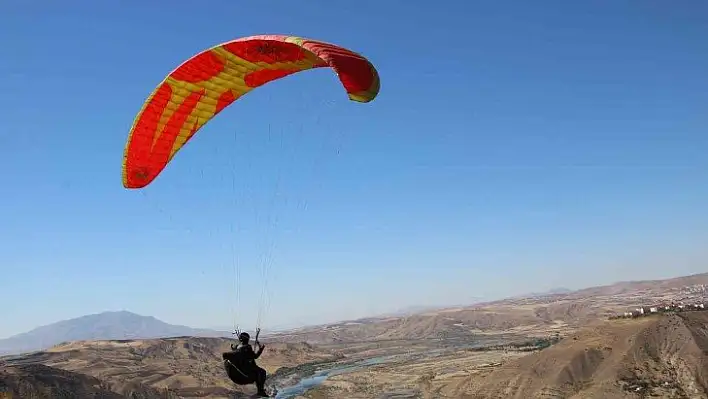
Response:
2,337,338,398
306,311,708,399
1,273,707,398
272,272,708,344
461,311,708,399
0,363,173,399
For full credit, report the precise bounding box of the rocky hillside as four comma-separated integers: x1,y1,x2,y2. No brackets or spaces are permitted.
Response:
0,363,173,399
1,336,336,398
461,311,708,398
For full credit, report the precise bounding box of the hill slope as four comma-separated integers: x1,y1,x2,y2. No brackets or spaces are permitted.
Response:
0,311,227,355
460,311,708,398
2,336,336,397
272,272,708,343
0,363,172,399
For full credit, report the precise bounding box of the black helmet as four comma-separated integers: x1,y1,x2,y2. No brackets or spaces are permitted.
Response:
238,332,250,342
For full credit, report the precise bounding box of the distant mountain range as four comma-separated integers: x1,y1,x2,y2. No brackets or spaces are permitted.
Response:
0,311,229,355
268,273,708,343
525,287,573,297
5,273,706,355
372,305,451,318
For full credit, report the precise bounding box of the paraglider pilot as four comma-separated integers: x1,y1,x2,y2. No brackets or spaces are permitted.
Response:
223,329,268,396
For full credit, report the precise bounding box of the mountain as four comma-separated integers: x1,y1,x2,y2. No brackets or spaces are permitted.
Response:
0,311,228,355
373,304,454,318
270,272,708,344
509,287,573,300
534,287,572,296
566,272,708,298
461,311,708,398
6,272,707,354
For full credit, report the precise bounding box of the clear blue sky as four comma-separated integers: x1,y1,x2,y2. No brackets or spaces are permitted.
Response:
2,1,707,338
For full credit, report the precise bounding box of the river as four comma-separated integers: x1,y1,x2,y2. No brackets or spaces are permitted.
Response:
271,336,521,398
274,355,393,398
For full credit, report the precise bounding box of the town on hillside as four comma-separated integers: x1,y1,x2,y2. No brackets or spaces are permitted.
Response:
609,284,708,320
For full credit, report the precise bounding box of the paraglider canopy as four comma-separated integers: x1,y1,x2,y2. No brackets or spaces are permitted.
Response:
122,34,380,189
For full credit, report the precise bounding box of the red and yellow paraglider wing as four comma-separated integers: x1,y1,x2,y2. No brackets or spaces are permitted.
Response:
296,37,380,103
122,35,380,189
